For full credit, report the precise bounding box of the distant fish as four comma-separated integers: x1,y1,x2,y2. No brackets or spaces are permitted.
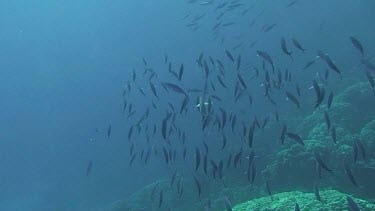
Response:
347,196,360,211
303,59,316,70
349,36,364,57
286,91,300,108
257,50,275,71
107,125,111,139
281,37,293,60
225,49,235,63
280,124,287,145
314,184,322,203
327,92,334,109
355,139,366,161
237,73,247,89
294,202,300,211
161,118,168,140
193,176,202,197
223,196,232,211
314,152,334,174
292,38,307,52
221,133,227,150
365,71,374,91
286,132,304,146
178,64,184,81
195,147,201,171
265,181,272,197
317,50,341,75
324,110,331,130
163,82,187,95
86,161,93,176
344,164,359,187
330,126,337,143
159,190,163,208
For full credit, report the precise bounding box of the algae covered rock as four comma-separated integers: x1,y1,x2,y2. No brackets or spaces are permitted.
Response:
360,119,375,153
108,179,263,211
232,190,375,211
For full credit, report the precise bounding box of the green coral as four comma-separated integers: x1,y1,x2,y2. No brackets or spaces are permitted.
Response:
232,190,375,211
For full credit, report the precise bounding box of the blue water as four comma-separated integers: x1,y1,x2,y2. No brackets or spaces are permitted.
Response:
0,0,374,210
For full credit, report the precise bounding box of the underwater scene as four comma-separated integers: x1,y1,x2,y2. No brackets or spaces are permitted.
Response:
1,0,375,210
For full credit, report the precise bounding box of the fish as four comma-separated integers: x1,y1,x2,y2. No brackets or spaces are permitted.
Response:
296,83,301,97
265,181,272,197
107,125,111,139
331,126,337,143
317,50,341,75
312,80,325,108
217,75,227,88
286,132,304,146
314,152,334,174
237,73,247,89
163,82,187,95
149,81,159,99
292,38,307,52
365,71,374,91
347,196,360,211
248,126,254,148
193,176,202,197
220,108,227,129
129,153,137,167
225,49,235,63
170,170,177,187
286,91,300,108
314,184,322,202
162,147,169,164
210,94,222,102
344,164,359,187
202,141,209,155
361,59,375,73
304,59,316,70
195,147,201,171
324,110,331,130
281,37,293,60
280,124,287,145
248,151,255,168
250,162,256,185
294,203,300,211
355,139,366,161
161,118,168,140
327,92,334,109
86,161,93,176
180,95,190,114
223,196,232,211
159,190,163,208
221,133,227,150
178,64,184,81
349,36,364,57
218,160,224,179
236,55,241,70
264,23,277,32
353,141,359,163
203,155,208,175
256,50,275,71
233,150,242,168
151,182,160,200
226,154,232,169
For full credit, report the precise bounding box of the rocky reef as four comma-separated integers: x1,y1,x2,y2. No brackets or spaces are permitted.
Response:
108,82,375,210
232,189,375,211
262,82,375,197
